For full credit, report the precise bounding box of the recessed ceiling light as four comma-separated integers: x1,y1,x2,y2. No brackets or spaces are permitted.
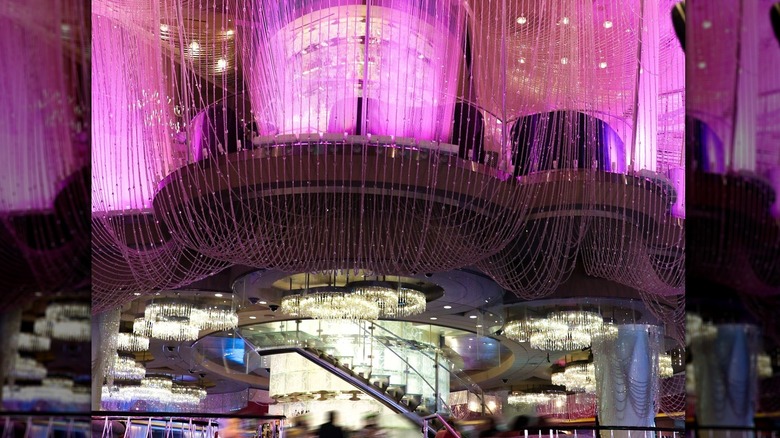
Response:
214,293,223,297
249,316,257,320
603,20,613,29
476,324,483,328
599,62,608,69
249,327,254,330
516,16,527,25
216,59,228,71
469,315,478,319
259,301,267,305
133,292,141,296
443,305,452,309
430,317,438,320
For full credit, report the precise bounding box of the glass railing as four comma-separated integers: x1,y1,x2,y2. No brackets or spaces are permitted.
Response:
219,319,491,420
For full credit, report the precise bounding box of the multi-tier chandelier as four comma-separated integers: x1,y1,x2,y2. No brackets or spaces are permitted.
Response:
132,295,239,342
102,376,207,406
551,362,596,394
503,310,608,351
507,390,567,408
111,354,146,381
33,302,90,342
280,275,428,321
116,332,150,352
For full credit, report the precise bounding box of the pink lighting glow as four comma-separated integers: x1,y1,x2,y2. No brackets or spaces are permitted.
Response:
0,1,78,212
91,7,175,213
243,0,464,141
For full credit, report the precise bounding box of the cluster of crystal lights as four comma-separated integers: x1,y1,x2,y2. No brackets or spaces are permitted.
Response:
551,362,596,393
33,302,90,342
132,296,238,342
659,353,674,378
280,278,427,321
102,376,206,406
507,390,567,407
503,310,612,351
116,332,150,352
111,354,146,381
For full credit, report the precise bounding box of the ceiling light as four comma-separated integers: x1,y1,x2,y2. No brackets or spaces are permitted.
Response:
281,286,379,321
443,305,452,309
516,16,527,24
476,324,482,328
561,17,570,25
216,59,228,71
214,293,223,297
603,20,613,29
133,292,141,296
560,57,568,65
702,21,712,29
160,24,169,32
599,62,608,69
518,57,526,64
226,29,234,36
552,362,596,393
259,301,267,305
111,354,146,381
352,282,427,318
189,41,200,50
659,354,674,378
430,317,438,320
116,332,150,352
249,315,257,319
469,315,478,319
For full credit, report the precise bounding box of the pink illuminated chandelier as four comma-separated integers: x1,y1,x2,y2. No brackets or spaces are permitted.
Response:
91,0,685,348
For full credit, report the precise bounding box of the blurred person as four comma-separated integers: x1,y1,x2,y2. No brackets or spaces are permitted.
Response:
356,413,385,438
478,417,500,437
318,411,345,438
288,415,312,438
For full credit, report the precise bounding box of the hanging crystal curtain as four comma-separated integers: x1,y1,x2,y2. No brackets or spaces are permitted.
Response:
687,0,780,298
146,0,530,278
91,0,229,312
91,0,686,318
0,0,90,303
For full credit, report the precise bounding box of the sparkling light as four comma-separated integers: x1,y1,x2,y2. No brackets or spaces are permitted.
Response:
516,16,527,24
112,354,146,381
552,363,596,393
603,20,613,29
352,284,426,318
599,62,608,69
659,353,673,378
507,391,566,406
116,332,150,352
200,305,239,331
281,288,380,321
17,332,51,352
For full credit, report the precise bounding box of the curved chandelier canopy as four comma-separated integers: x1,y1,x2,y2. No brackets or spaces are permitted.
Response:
132,294,239,342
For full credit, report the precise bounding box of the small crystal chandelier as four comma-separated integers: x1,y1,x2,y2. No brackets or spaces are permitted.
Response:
11,355,47,381
171,384,208,405
17,332,51,352
351,281,427,318
133,317,200,342
111,354,146,381
200,305,239,331
507,390,566,407
659,353,673,378
33,302,90,342
281,286,380,321
117,332,150,352
504,310,605,351
551,362,596,393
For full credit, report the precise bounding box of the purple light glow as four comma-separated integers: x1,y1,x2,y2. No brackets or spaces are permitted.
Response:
91,10,175,213
0,1,77,211
244,1,464,141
